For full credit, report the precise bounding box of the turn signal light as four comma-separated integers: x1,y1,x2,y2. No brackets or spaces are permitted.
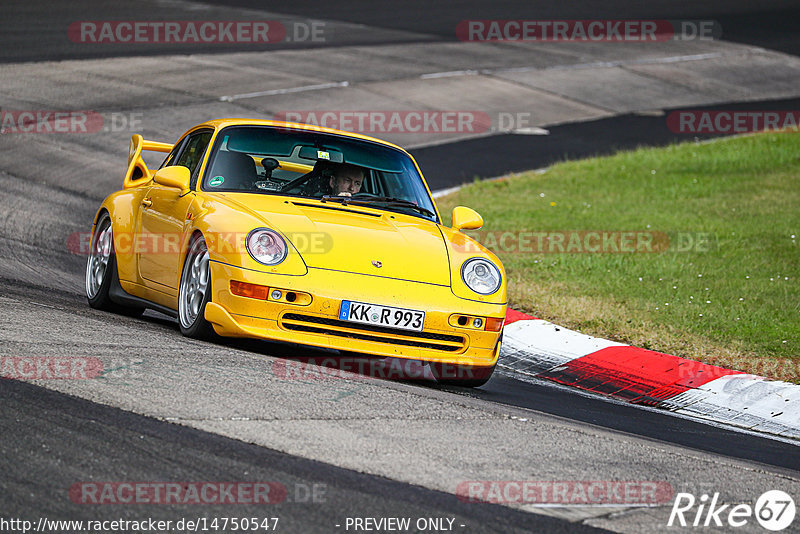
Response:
230,280,269,300
485,317,504,332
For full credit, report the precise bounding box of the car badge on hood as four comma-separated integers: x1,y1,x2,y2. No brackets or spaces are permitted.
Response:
372,260,382,268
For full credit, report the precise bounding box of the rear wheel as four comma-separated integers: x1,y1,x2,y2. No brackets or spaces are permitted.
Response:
85,214,144,317
178,234,217,339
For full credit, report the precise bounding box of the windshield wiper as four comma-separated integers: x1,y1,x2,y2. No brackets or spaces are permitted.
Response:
321,195,436,218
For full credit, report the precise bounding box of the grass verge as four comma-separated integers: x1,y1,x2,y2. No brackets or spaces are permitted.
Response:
436,132,799,381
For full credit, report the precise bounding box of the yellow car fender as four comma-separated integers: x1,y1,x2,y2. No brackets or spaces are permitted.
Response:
92,189,149,284
188,194,309,279
440,225,507,304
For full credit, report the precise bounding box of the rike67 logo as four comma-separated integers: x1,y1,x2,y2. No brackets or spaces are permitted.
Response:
668,490,795,531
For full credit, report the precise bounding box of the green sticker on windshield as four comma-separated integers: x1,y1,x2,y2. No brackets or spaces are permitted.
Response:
317,150,330,160
209,176,224,187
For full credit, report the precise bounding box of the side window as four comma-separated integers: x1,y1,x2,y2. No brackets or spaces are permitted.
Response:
159,139,184,169
174,131,213,187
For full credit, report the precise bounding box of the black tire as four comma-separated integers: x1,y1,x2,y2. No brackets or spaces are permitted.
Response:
430,361,497,388
85,213,144,317
431,331,502,388
178,234,217,340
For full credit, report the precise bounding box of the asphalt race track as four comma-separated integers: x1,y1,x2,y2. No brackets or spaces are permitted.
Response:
415,96,800,189
1,2,799,533
1,378,591,534
5,0,800,62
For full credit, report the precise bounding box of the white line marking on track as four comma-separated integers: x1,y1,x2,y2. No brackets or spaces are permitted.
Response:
513,127,550,135
219,81,350,102
420,69,479,79
492,52,726,74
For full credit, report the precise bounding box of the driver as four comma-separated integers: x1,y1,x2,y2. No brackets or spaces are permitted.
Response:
328,163,365,196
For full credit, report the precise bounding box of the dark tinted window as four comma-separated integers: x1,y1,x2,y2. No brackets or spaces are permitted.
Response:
201,126,438,222
159,139,184,169
175,131,213,184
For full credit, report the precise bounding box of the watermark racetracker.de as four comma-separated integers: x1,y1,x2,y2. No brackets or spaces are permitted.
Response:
0,111,143,134
667,110,800,134
68,481,327,505
0,357,103,379
275,110,492,135
68,20,326,44
67,231,716,257
456,19,721,42
674,356,800,382
70,482,285,505
68,231,333,256
274,357,441,382
457,231,717,254
456,480,674,505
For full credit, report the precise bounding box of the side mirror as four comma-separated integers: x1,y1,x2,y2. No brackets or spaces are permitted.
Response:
153,166,191,194
452,206,483,232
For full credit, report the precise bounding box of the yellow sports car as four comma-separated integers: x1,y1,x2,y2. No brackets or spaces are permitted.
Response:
86,119,506,386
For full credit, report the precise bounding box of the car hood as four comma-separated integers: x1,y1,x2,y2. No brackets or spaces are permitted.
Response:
221,195,451,285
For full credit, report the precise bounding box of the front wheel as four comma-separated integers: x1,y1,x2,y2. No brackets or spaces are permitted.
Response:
178,235,217,339
430,362,496,388
431,331,502,388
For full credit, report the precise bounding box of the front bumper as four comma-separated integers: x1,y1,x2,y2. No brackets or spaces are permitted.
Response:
205,261,505,366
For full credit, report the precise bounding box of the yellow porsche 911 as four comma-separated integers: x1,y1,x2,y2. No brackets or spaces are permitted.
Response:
86,119,506,386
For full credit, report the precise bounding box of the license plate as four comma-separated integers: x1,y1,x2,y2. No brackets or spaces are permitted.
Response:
339,300,425,332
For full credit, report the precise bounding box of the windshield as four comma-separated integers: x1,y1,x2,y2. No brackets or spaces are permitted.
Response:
201,125,438,222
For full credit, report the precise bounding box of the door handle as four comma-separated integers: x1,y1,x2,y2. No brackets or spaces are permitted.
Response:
141,198,152,208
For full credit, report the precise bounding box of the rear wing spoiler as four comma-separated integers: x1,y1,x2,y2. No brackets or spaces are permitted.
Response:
124,134,173,188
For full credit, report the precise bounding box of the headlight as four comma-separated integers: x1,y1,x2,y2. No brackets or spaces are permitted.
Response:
246,228,287,266
461,258,502,295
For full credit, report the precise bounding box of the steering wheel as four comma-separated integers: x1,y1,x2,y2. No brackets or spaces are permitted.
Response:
279,170,317,193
